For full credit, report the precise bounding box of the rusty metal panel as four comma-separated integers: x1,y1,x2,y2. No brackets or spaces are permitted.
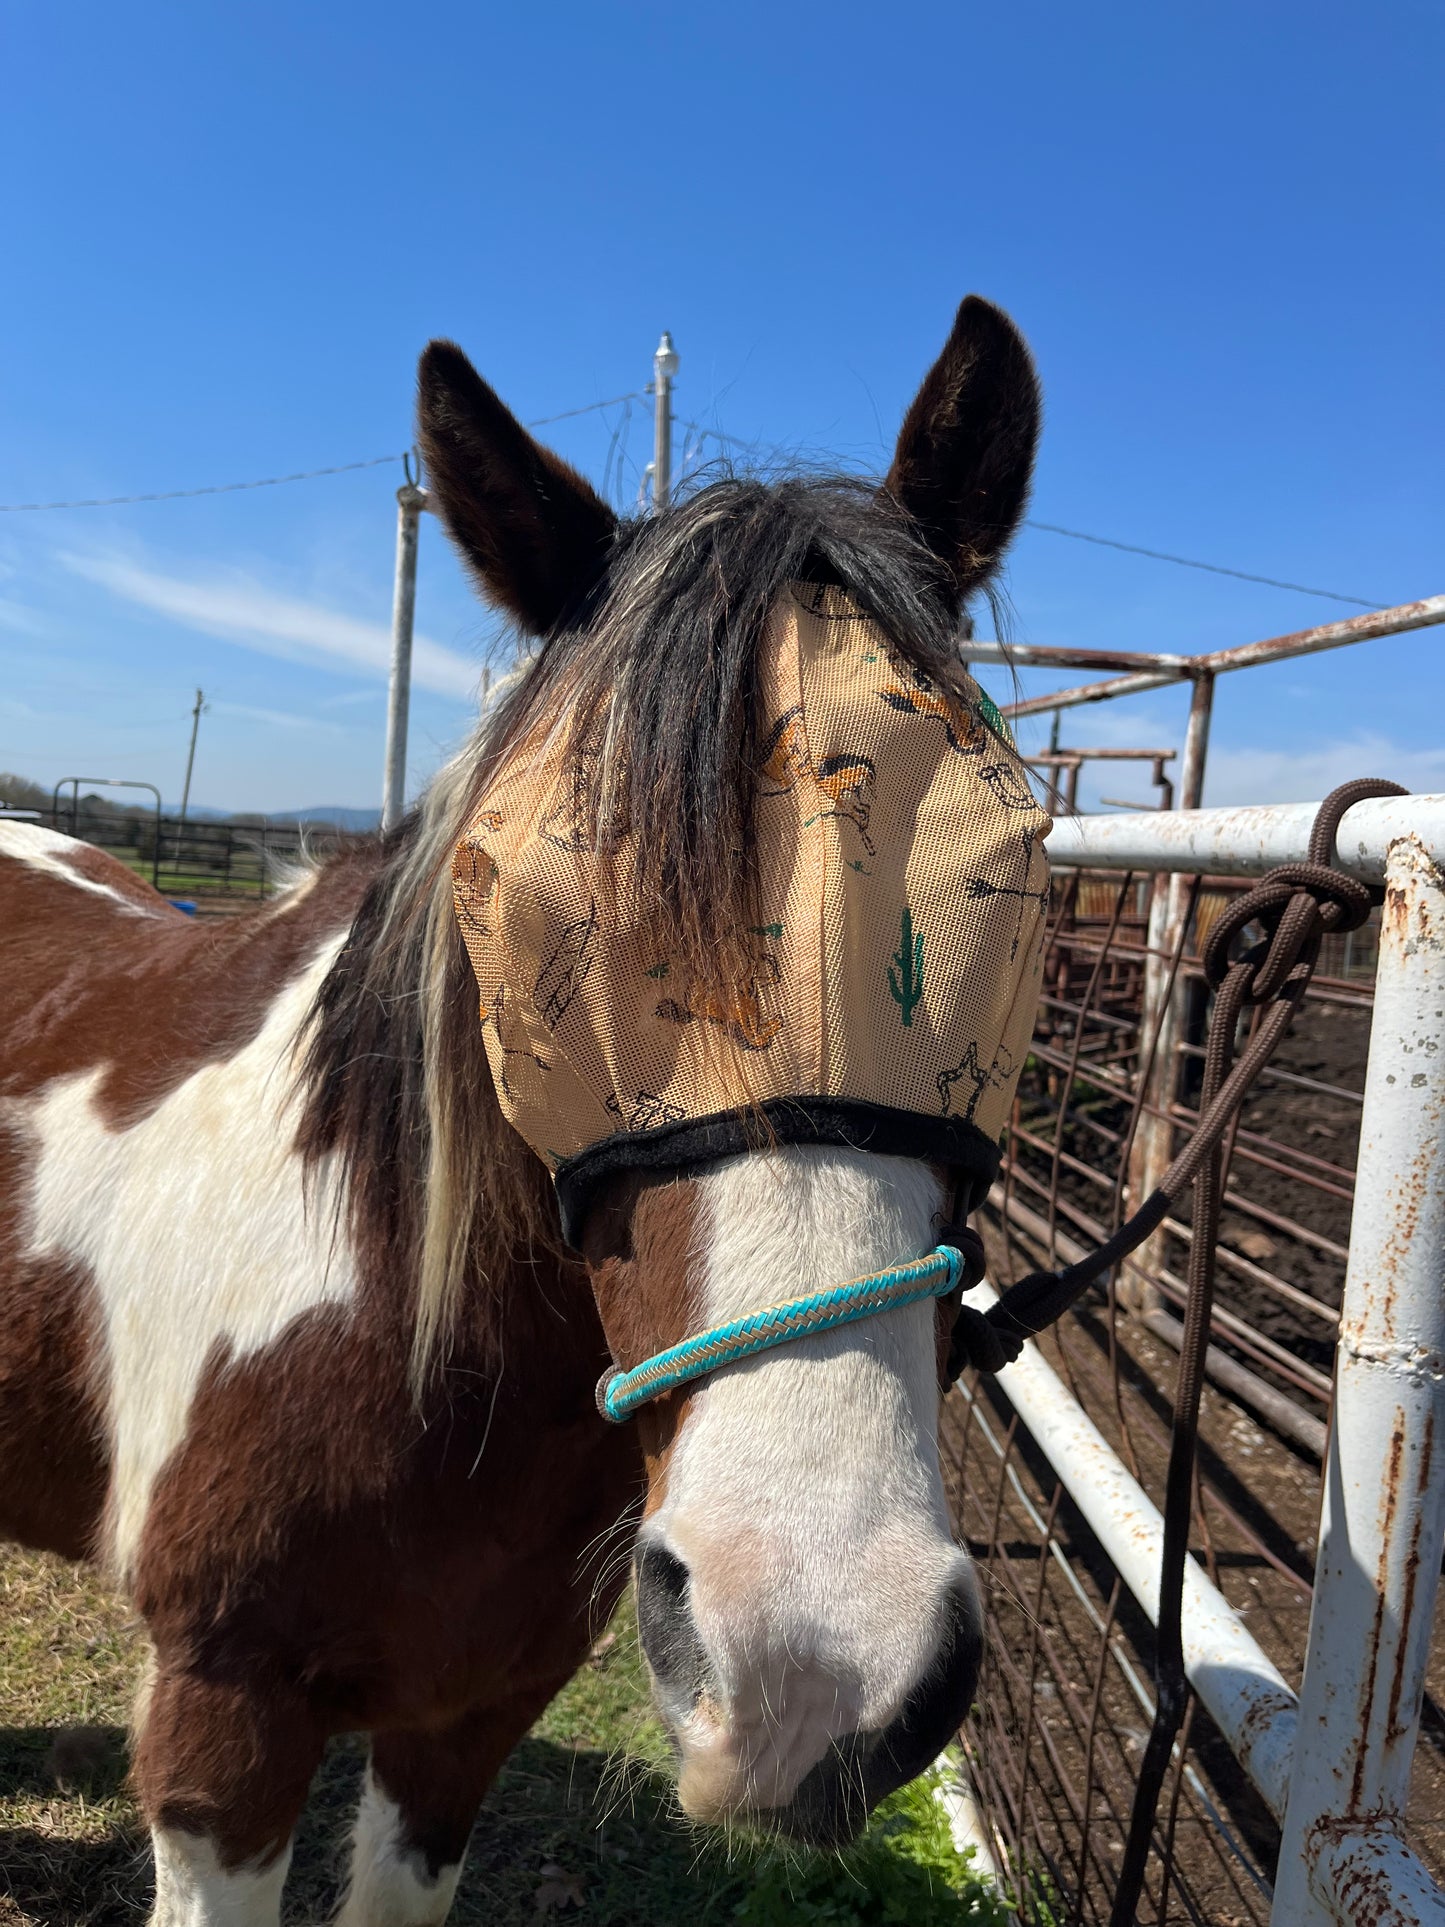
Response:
991,594,1445,723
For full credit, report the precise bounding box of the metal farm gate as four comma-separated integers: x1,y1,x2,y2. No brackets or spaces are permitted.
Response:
940,600,1445,1926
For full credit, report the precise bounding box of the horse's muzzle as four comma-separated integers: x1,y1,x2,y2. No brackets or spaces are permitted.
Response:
776,1581,983,1847
635,1539,982,1846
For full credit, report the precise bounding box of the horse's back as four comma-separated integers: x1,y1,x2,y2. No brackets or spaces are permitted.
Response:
0,823,370,1565
0,819,180,926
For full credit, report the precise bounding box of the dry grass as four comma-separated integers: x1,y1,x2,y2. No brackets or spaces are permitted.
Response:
0,1542,713,1926
0,1544,999,1926
0,1549,149,1925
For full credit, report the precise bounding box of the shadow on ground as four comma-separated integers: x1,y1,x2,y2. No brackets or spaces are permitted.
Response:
1,1730,750,1927
1,1725,145,1927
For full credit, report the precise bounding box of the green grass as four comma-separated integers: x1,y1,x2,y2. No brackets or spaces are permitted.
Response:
101,850,269,899
0,1545,1008,1926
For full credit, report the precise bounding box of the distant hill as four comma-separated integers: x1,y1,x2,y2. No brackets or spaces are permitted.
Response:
270,807,381,831
186,805,382,831
0,777,382,833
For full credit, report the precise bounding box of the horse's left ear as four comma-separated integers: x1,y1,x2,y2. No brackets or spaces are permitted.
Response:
417,340,619,635
883,297,1041,610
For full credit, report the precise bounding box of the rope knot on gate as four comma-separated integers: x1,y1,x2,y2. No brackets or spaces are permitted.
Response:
948,776,1406,1385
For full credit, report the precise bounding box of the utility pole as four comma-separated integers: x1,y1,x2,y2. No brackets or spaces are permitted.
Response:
176,686,207,863
651,330,679,511
382,454,428,833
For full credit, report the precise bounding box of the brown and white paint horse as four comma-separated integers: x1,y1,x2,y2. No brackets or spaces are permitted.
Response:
0,295,1040,1924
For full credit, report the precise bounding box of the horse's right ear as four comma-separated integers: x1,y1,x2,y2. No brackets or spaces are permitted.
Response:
883,297,1041,611
417,341,619,635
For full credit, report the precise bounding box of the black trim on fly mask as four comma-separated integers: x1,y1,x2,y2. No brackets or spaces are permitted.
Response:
554,1096,1003,1249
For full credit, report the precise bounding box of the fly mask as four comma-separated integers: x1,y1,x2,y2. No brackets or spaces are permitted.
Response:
454,580,1050,1235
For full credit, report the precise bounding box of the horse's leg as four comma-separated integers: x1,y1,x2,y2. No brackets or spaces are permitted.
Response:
336,1689,556,1927
133,1661,325,1927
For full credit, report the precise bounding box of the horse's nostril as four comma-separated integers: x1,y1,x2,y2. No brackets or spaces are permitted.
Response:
637,1540,690,1612
635,1540,709,1704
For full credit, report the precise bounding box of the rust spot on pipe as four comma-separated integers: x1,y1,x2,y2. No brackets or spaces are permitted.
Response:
1418,1410,1435,1500
1382,875,1411,946
1351,1416,1406,1813
1385,1411,1436,1750
1307,1814,1418,1927
1378,1420,1405,1545
1235,1683,1296,1759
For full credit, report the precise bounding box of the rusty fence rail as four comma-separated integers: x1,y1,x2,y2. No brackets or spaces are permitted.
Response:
946,793,1445,1925
966,593,1445,725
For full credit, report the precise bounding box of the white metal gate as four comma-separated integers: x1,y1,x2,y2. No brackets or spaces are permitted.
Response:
957,792,1445,1926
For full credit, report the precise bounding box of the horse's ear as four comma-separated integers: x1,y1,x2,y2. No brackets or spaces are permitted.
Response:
417,341,619,635
883,297,1041,610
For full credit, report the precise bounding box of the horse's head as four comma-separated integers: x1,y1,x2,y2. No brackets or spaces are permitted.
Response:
418,299,1044,1844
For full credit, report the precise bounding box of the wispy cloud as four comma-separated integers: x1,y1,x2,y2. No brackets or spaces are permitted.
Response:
59,551,481,699
1203,734,1445,807
210,698,345,734
318,686,384,709
0,596,47,636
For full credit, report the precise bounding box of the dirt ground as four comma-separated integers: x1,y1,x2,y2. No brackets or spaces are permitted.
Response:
1219,994,1367,1372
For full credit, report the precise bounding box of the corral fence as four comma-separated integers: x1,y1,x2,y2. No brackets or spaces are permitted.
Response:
47,783,366,901
25,601,1445,1917
942,595,1445,1924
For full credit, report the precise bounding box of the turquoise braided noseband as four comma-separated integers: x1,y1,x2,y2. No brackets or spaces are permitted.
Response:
597,1244,966,1423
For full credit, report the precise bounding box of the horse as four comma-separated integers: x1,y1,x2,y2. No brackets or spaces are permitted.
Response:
0,292,1041,1926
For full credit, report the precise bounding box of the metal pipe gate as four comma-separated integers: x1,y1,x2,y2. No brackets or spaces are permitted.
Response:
958,794,1445,1925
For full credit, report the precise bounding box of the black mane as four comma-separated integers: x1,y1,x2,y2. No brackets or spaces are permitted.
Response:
481,473,979,984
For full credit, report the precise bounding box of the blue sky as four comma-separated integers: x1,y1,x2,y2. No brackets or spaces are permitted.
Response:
2,2,1440,815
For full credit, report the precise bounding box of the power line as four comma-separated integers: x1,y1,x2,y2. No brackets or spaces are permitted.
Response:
0,392,650,513
681,418,1382,608
1022,520,1380,611
0,392,1389,610
526,389,648,427
0,454,407,513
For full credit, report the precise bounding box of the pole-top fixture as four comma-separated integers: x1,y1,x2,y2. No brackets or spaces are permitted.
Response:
399,448,429,514
651,332,677,514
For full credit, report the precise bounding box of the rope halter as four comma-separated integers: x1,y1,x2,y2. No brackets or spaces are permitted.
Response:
597,1235,984,1423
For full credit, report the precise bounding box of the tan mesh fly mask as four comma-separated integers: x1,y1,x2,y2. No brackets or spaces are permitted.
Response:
453,584,1052,1244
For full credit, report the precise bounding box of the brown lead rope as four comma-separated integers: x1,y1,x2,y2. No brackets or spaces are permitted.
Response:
943,777,1407,1922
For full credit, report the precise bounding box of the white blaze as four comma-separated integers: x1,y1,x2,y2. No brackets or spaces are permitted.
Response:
642,1145,967,1814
